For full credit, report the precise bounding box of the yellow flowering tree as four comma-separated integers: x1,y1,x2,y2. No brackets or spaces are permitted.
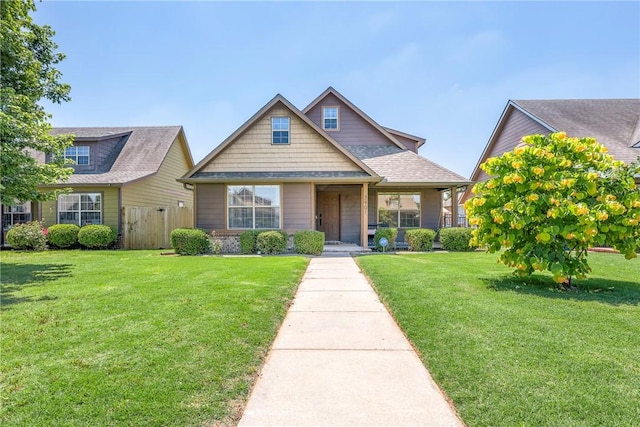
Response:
465,132,640,286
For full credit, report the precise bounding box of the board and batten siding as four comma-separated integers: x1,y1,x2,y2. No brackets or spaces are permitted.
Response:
340,190,362,243
39,187,120,231
121,136,193,208
201,105,361,173
477,108,550,181
283,183,313,230
306,93,392,147
195,183,225,231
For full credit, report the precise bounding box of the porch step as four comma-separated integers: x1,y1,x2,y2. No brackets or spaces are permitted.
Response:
322,243,371,255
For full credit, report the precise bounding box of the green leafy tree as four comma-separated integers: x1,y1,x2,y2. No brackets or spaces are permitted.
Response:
465,132,640,286
0,0,73,206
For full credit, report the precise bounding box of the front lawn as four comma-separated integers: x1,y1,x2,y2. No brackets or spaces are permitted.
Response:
357,252,640,427
1,250,308,426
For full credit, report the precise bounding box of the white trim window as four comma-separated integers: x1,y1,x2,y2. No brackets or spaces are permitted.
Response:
227,185,280,229
271,117,290,144
2,203,32,231
323,107,339,130
377,193,421,228
58,193,102,226
65,146,90,165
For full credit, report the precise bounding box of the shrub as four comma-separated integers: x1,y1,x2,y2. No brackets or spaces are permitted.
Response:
374,227,398,251
294,230,325,255
439,227,474,252
256,230,287,254
170,228,209,255
404,228,436,251
78,225,118,249
208,231,223,255
5,221,47,251
239,230,262,254
47,224,80,248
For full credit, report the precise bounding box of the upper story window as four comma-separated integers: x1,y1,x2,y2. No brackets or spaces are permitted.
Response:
272,117,290,144
65,146,90,165
323,107,339,130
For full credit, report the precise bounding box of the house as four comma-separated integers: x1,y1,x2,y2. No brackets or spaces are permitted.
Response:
464,98,640,202
179,87,470,249
2,126,195,248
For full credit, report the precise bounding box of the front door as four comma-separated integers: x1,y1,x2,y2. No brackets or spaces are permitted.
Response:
317,193,340,241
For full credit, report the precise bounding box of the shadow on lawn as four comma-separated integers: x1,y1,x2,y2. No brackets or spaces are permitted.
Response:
1,263,72,308
483,274,640,306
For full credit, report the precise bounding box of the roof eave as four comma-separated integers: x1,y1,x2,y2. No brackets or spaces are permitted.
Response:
178,176,382,184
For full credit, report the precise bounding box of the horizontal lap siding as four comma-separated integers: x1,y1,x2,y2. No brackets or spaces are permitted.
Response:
306,93,392,147
122,136,193,208
340,190,361,243
283,183,312,230
201,106,360,172
477,108,550,181
196,184,225,231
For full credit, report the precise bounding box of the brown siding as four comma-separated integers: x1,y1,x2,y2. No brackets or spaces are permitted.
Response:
201,105,361,173
195,183,225,231
306,93,393,147
391,133,418,152
283,183,312,230
340,190,361,243
39,187,120,231
121,135,194,208
477,108,550,181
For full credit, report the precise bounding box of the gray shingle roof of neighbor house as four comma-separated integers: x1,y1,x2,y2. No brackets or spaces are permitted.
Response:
346,145,470,186
40,126,192,185
511,99,640,164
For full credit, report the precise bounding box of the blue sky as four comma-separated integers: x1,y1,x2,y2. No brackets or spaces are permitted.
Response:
35,1,639,177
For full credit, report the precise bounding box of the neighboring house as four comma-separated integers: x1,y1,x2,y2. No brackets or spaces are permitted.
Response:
2,126,195,248
179,87,470,248
464,99,640,202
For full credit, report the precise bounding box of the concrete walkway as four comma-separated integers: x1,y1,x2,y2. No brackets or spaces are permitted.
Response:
238,256,464,427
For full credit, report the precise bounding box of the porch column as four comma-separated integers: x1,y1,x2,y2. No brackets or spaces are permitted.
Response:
450,186,459,227
361,183,368,248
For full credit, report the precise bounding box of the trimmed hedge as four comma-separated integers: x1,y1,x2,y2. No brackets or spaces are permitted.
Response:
374,227,398,251
256,230,288,255
439,227,474,251
294,230,325,255
48,224,80,248
405,228,436,251
239,230,262,254
170,228,209,255
78,225,118,249
5,221,47,251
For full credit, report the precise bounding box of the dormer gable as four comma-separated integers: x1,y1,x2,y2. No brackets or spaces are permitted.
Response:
303,87,407,150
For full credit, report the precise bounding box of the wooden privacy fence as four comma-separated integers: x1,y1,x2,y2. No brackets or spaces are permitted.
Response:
122,206,193,249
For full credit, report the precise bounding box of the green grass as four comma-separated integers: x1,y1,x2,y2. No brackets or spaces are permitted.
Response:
1,250,308,426
357,251,640,427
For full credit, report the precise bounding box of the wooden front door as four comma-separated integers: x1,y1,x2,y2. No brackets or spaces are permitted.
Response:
318,193,340,241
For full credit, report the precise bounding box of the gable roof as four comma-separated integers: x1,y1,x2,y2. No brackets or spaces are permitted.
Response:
44,126,193,186
346,145,470,187
181,94,379,181
470,99,640,184
302,87,407,150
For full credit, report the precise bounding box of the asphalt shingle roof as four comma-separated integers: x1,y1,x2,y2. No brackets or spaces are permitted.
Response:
513,99,640,164
345,145,470,184
47,126,183,185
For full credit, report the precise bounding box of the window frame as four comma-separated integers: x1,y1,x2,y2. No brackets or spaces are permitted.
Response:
65,146,90,165
377,192,421,228
2,202,32,231
227,185,282,230
271,117,290,145
57,193,103,226
322,106,340,131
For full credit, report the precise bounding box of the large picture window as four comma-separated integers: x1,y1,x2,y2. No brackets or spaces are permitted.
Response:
58,193,102,226
228,185,280,229
377,193,421,228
